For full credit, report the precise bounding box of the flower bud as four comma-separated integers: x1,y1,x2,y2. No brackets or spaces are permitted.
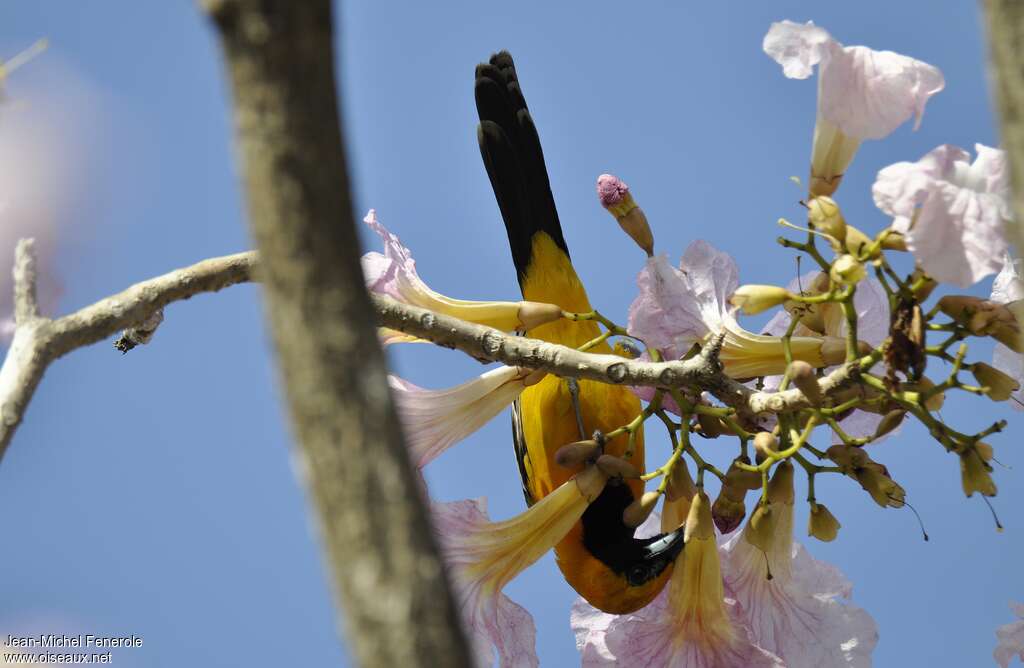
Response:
880,229,909,252
596,174,654,256
554,440,601,468
972,362,1021,402
937,295,985,322
730,285,793,315
696,413,727,438
873,409,906,439
768,461,795,505
909,268,937,301
711,493,747,534
623,491,661,528
595,454,640,479
807,196,846,242
829,224,874,258
990,316,1023,353
829,254,866,285
745,503,776,552
960,447,997,497
752,431,779,461
826,444,869,472
808,502,841,542
723,457,763,492
855,461,905,508
517,301,564,331
787,360,821,404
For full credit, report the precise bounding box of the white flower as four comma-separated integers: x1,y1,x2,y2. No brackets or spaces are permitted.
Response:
995,601,1024,668
432,498,539,668
764,20,944,197
719,469,878,667
390,366,544,468
362,210,561,342
629,240,840,381
571,493,785,668
434,468,607,668
873,144,1011,287
991,256,1024,410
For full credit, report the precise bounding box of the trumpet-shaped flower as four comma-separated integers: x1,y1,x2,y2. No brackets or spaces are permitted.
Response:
764,20,944,197
873,144,1011,287
629,240,838,381
572,493,785,667
994,601,1024,668
390,366,545,468
361,210,561,342
436,468,607,668
991,256,1024,410
720,466,878,667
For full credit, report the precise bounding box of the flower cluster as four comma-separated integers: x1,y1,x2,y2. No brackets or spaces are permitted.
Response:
360,19,1020,668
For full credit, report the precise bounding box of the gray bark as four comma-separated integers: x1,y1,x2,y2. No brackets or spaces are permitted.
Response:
199,1,472,666
986,0,1024,257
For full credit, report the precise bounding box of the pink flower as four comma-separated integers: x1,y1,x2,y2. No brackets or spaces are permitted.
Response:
390,366,545,468
433,468,608,668
873,144,1011,287
990,256,1024,410
571,492,785,667
994,601,1024,668
573,478,877,667
628,241,838,380
361,210,561,342
719,469,878,667
764,20,944,197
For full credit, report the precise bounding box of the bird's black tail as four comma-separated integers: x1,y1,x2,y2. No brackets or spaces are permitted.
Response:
475,51,570,290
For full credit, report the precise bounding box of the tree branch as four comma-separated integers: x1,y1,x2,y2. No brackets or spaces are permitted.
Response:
372,293,862,416
0,248,257,461
12,239,40,325
1,240,855,468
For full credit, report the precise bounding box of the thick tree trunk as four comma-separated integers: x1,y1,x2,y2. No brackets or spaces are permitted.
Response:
986,0,1024,257
200,1,472,666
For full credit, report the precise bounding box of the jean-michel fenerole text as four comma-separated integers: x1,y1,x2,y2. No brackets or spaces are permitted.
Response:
4,634,143,649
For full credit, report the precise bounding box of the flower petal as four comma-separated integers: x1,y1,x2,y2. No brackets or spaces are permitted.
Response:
764,20,944,139
681,239,741,333
391,366,536,468
763,20,833,80
820,45,944,139
431,498,539,668
994,601,1024,668
628,240,743,362
573,494,785,667
720,503,879,667
362,209,528,331
993,255,1024,305
874,145,1010,287
628,254,707,360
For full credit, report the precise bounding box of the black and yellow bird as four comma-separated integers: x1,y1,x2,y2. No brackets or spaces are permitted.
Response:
475,51,685,614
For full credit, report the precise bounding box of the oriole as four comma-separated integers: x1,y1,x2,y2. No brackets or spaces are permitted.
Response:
475,51,684,614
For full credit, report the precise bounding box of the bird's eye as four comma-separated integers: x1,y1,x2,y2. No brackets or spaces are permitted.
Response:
626,565,650,586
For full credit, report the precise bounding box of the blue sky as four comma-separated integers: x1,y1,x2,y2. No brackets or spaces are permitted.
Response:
0,2,1019,666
